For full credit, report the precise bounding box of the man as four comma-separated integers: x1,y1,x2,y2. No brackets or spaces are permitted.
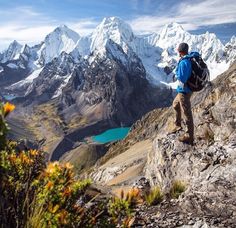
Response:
170,42,194,145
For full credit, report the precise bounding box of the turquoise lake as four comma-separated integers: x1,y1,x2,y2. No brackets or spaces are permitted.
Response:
3,94,16,101
92,127,130,143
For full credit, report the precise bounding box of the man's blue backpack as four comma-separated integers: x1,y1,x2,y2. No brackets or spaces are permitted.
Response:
187,52,210,92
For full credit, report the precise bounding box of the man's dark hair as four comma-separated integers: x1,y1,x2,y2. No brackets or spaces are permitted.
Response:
178,43,189,54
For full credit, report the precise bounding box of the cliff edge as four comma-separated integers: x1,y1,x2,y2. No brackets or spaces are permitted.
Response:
90,62,236,227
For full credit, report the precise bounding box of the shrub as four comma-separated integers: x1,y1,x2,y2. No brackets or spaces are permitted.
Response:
108,197,133,228
124,187,142,207
0,143,46,227
29,162,93,227
0,102,106,227
144,186,163,206
0,102,146,227
170,180,186,199
107,188,141,227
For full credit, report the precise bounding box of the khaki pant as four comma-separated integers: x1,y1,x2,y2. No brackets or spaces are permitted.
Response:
172,93,194,139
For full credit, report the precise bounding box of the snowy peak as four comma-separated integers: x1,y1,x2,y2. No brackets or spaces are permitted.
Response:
159,22,185,38
38,25,80,65
156,22,190,49
99,17,134,41
226,35,236,46
160,22,185,35
9,40,22,50
2,17,236,94
0,40,23,63
51,25,80,42
90,17,134,54
225,35,236,64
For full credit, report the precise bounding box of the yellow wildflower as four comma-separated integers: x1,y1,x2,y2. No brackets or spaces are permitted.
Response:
8,154,17,163
46,181,54,190
64,162,73,169
52,204,60,213
19,152,29,163
45,162,60,175
30,149,39,156
48,202,54,213
3,102,15,117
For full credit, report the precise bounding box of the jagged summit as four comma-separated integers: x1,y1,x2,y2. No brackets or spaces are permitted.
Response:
160,22,185,33
10,40,22,47
156,22,191,49
230,35,236,43
38,25,80,64
226,35,236,46
0,40,23,63
1,17,236,93
57,24,69,29
98,16,133,36
159,22,185,36
51,24,80,41
225,35,236,65
90,16,134,53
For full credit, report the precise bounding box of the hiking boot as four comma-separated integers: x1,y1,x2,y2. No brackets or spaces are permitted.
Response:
168,125,182,135
178,134,194,145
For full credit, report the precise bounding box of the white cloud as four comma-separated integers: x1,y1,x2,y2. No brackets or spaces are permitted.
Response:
15,6,41,17
129,0,236,33
1,0,235,51
0,24,55,43
0,6,40,18
0,6,58,50
0,6,98,51
68,19,99,36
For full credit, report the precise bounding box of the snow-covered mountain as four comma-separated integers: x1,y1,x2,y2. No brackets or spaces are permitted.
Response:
149,22,229,80
1,17,236,98
0,40,23,63
225,36,236,64
90,17,135,54
1,17,235,150
37,25,80,65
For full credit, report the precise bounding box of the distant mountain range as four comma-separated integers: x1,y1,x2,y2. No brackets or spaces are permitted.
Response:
0,17,235,158
1,17,236,92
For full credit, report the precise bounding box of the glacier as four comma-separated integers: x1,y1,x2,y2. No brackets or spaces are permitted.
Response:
9,68,43,89
52,73,73,98
1,17,235,94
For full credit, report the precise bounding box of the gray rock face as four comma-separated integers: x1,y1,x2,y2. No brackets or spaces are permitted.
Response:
21,52,77,104
90,62,236,227
142,62,236,226
21,39,172,127
0,61,30,88
11,39,172,161
145,133,236,222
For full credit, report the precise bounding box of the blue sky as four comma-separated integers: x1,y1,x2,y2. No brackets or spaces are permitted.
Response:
0,0,235,50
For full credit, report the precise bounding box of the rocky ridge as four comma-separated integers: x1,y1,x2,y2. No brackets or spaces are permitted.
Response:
90,62,236,227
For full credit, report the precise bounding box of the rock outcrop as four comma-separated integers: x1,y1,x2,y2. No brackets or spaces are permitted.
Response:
90,62,236,226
